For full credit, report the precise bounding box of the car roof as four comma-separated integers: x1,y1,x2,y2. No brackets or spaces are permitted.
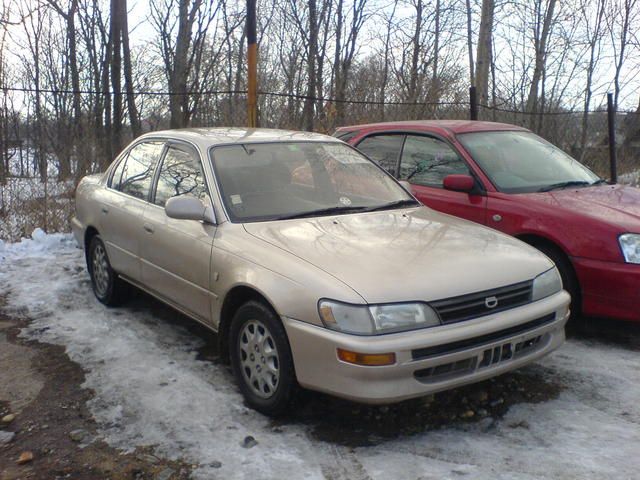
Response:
140,127,340,149
336,120,530,135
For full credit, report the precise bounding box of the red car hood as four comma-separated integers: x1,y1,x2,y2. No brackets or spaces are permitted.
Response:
529,184,640,230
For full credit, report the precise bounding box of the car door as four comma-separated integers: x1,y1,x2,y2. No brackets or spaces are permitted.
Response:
100,140,165,281
398,134,487,224
140,141,215,323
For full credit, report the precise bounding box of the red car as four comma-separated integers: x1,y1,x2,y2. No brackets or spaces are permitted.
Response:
336,120,640,322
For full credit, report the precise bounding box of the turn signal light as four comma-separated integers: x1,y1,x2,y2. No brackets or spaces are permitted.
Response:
337,348,396,366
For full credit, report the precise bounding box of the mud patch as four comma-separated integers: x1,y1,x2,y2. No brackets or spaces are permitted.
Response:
286,366,563,447
0,301,192,480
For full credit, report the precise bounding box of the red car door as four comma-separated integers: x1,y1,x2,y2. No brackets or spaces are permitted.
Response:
399,134,487,224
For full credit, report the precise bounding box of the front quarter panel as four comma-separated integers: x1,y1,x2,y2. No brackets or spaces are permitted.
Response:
209,223,366,329
486,192,623,262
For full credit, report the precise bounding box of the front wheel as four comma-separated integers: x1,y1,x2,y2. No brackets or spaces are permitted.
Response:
229,301,297,416
533,242,580,324
88,235,128,306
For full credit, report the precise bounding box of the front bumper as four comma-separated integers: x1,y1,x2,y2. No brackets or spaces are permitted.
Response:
283,291,569,404
573,257,640,322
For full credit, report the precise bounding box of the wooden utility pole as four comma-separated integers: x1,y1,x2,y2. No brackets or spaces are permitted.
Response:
246,0,257,128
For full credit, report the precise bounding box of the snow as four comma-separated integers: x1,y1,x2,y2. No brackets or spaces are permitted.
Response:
1,232,640,479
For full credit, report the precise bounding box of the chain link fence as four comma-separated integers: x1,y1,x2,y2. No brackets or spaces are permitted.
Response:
1,88,639,242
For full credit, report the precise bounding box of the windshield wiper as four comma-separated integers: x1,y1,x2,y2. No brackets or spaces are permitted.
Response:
275,205,368,220
359,198,420,213
275,199,420,220
591,179,608,186
538,180,592,192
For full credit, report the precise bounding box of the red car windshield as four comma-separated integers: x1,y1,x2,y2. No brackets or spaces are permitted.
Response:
458,131,601,193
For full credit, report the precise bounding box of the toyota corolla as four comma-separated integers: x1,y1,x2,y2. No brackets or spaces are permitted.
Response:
72,128,570,415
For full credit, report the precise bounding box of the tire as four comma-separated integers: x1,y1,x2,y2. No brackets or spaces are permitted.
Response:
532,242,581,323
229,300,297,416
87,235,128,306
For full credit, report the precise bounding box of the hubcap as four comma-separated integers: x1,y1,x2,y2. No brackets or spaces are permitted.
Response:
92,243,110,297
238,319,280,399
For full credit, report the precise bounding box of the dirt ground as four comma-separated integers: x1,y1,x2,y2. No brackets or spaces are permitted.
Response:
1,288,639,480
0,296,192,480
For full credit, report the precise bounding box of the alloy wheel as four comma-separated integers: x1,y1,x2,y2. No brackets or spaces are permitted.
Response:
238,319,280,398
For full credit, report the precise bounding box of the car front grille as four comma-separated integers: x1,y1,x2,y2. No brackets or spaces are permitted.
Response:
413,332,546,383
411,313,555,361
430,280,533,324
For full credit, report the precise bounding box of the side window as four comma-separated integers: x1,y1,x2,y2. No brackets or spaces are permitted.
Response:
118,141,165,200
109,156,127,190
153,144,208,207
399,135,469,187
356,135,404,175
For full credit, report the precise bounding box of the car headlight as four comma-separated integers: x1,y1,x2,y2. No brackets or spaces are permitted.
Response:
319,300,441,335
619,234,640,264
531,267,562,302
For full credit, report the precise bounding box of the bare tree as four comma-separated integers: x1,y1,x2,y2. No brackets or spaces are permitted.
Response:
296,0,319,131
465,0,474,87
151,0,218,128
475,0,494,113
578,0,607,160
331,0,369,124
525,0,557,119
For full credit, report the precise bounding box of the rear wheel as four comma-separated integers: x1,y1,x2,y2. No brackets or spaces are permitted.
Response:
229,301,297,416
88,235,128,306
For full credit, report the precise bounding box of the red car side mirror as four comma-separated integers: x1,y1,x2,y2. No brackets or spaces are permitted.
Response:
443,174,475,193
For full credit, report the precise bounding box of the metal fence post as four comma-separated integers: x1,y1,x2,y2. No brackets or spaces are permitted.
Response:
607,93,617,184
469,86,478,121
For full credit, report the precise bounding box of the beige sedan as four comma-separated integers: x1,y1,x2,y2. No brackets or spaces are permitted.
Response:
72,128,570,416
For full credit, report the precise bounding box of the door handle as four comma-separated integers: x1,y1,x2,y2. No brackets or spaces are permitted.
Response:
101,206,109,214
143,223,155,234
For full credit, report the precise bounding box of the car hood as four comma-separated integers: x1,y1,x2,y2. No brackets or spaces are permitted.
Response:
543,184,640,230
243,207,553,303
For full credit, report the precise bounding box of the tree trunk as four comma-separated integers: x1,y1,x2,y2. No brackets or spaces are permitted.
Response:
169,0,201,128
332,0,343,123
579,0,605,161
121,0,141,137
379,1,397,121
466,0,474,87
525,0,557,117
475,0,494,115
408,0,422,108
302,0,318,131
110,0,123,155
431,0,440,105
67,0,83,180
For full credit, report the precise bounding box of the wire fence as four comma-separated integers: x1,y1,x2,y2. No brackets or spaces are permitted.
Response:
1,87,639,242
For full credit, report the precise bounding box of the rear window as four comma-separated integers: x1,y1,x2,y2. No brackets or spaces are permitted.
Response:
114,141,165,200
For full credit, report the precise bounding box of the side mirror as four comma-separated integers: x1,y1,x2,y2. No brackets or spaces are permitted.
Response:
165,196,216,224
443,174,475,193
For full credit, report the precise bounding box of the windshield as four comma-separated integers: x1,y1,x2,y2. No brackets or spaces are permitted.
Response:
457,131,601,193
210,142,416,222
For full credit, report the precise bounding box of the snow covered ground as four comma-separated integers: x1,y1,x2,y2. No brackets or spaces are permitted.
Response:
1,231,640,479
